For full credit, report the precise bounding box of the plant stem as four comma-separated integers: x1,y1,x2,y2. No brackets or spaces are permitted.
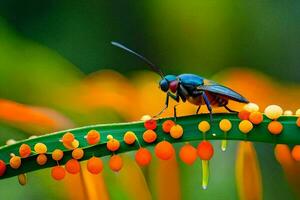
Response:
0,113,299,180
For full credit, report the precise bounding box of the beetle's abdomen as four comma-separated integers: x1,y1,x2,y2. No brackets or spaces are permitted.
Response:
187,96,203,105
206,92,229,107
187,92,229,107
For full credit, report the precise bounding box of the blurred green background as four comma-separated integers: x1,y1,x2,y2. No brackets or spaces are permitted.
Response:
0,1,299,200
0,1,299,81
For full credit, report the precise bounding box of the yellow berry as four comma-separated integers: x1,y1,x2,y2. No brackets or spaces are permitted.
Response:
264,105,283,120
243,103,259,112
141,115,152,121
52,149,64,161
6,139,17,145
170,124,184,139
72,148,84,160
34,143,47,154
238,120,253,134
10,156,21,169
36,154,47,165
107,135,113,140
283,110,293,116
296,109,300,117
219,119,232,132
71,140,79,149
124,131,136,145
198,121,210,133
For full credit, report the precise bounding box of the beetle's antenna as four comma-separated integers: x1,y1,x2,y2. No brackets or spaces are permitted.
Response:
111,41,164,78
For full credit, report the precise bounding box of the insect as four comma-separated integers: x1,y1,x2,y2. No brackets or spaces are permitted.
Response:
111,41,249,122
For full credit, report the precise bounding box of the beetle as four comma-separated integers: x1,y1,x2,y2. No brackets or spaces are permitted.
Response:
111,41,249,122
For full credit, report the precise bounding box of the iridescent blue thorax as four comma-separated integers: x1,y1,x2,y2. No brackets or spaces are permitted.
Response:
177,74,204,86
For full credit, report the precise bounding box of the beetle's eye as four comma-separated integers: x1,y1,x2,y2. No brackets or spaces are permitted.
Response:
159,79,169,92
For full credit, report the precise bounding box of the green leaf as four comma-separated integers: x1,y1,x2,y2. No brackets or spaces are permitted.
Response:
0,113,299,180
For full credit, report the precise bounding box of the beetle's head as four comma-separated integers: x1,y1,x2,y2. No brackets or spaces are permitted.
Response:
159,75,178,93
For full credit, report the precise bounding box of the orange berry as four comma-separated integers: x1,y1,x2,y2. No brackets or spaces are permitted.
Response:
170,124,184,139
87,157,103,174
198,121,210,133
268,121,283,135
19,144,31,158
107,138,120,152
62,132,74,144
249,111,264,125
292,145,300,161
51,166,66,181
10,156,21,169
63,139,79,150
155,141,175,160
135,148,152,166
197,141,214,160
219,119,232,132
162,120,176,133
86,130,100,145
36,154,48,165
52,149,64,161
109,155,123,172
238,110,251,120
34,143,47,154
144,119,157,130
0,160,7,176
296,117,300,127
65,159,81,174
124,131,136,145
238,120,253,134
72,148,84,160
274,144,291,164
143,130,157,143
179,143,197,165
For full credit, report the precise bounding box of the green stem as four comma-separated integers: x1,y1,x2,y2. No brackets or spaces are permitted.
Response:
0,113,299,180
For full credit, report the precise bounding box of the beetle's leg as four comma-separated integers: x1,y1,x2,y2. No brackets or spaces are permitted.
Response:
202,93,213,124
192,90,203,115
169,93,180,121
153,93,169,118
153,92,179,118
224,105,238,113
196,105,201,114
173,104,179,122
